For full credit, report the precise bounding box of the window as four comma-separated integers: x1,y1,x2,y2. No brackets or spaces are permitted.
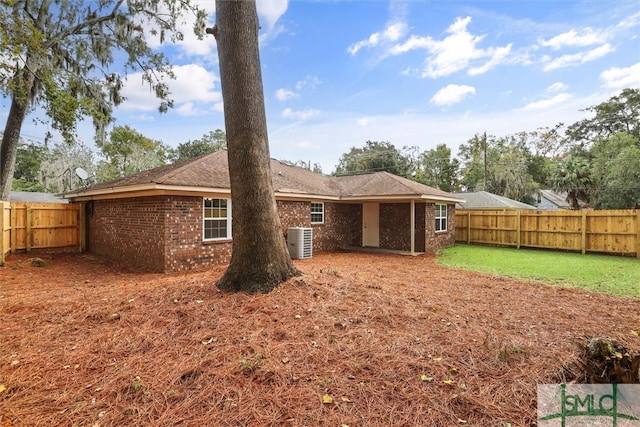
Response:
311,202,324,224
435,204,447,232
203,198,231,240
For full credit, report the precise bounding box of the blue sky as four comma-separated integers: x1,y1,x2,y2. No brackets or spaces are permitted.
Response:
5,0,640,173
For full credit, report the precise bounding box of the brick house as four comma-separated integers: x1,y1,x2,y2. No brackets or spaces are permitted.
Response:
65,150,463,272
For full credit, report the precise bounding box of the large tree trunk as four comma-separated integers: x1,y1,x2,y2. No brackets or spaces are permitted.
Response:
214,0,299,293
0,95,31,201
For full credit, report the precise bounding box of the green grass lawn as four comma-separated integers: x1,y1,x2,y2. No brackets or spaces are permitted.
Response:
437,244,640,298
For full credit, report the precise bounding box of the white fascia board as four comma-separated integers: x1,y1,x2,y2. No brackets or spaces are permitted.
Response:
275,192,340,201
66,184,231,200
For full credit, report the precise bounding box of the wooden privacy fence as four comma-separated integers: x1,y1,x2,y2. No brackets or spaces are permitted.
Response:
0,202,85,264
455,209,640,258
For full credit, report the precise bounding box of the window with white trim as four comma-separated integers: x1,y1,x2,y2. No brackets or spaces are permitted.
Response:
203,198,232,240
311,202,324,224
435,204,447,232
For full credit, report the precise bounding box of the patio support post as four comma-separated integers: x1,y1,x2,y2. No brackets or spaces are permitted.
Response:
410,199,415,255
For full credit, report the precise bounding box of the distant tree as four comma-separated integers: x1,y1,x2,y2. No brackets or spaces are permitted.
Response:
459,132,540,203
96,125,167,181
12,140,47,192
549,155,591,210
40,142,95,193
566,88,640,146
590,132,640,209
458,133,494,192
335,140,417,178
213,0,299,293
414,144,459,192
0,0,206,200
280,159,323,174
172,129,227,161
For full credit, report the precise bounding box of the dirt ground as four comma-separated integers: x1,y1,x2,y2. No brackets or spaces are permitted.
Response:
1,250,639,426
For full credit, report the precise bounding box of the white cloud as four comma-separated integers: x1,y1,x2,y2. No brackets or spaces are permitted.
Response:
539,28,607,50
521,93,572,111
282,108,320,121
356,116,379,127
295,141,319,150
348,21,408,55
295,75,321,91
468,44,513,76
257,0,288,30
387,16,512,79
135,1,217,57
430,84,476,107
600,62,640,88
176,102,200,116
547,82,568,92
275,88,298,101
121,64,221,113
543,43,614,71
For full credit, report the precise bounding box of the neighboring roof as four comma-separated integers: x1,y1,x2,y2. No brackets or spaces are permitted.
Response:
65,150,463,203
9,191,69,203
454,191,536,210
539,189,572,209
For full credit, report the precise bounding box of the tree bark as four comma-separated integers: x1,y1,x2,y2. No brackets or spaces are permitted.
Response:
214,0,299,293
1,94,31,201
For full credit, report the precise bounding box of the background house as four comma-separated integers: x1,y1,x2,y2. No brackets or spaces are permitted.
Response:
454,191,537,211
9,191,68,204
65,150,463,272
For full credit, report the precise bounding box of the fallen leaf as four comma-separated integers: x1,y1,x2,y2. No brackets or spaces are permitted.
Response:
420,374,434,382
457,419,467,424
443,379,455,385
432,357,442,362
631,330,639,336
449,367,459,374
0,384,6,393
340,396,352,402
322,394,333,404
201,337,217,345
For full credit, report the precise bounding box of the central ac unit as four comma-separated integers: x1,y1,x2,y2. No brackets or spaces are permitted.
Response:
287,227,313,259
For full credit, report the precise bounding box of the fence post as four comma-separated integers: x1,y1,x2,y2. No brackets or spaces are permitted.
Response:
581,211,587,255
516,210,521,249
636,210,640,259
79,203,86,252
466,211,471,244
10,203,16,254
26,206,32,252
0,202,5,265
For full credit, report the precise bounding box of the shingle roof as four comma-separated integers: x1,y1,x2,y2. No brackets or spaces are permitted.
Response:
335,172,462,201
454,191,536,210
66,150,463,202
539,190,572,208
9,191,69,203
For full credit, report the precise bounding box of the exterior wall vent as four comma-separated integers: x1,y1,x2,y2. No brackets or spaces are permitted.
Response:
287,227,313,259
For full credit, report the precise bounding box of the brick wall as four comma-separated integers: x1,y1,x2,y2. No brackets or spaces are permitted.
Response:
277,201,361,252
380,203,411,250
164,196,232,272
315,203,361,250
376,202,456,252
424,203,456,252
88,197,167,271
89,195,455,272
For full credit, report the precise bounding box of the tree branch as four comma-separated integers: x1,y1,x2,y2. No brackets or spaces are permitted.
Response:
44,0,126,49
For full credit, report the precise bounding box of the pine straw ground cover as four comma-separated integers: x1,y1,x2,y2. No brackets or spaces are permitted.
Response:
1,251,638,427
